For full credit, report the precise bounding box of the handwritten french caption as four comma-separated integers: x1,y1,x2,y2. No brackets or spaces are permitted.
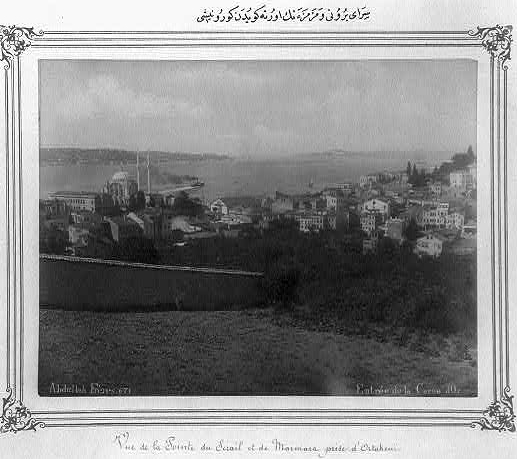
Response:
196,5,371,23
114,432,400,457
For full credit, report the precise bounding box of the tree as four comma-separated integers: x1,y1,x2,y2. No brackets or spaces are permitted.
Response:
40,226,68,255
128,194,137,212
172,191,204,217
136,190,146,210
261,258,300,310
113,236,159,264
403,218,421,241
467,145,475,161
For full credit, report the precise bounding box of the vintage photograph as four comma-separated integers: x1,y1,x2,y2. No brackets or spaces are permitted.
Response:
38,59,478,397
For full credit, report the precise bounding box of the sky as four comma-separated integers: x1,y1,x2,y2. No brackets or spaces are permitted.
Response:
40,59,477,158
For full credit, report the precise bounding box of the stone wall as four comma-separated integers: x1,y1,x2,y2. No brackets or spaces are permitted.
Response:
40,255,264,311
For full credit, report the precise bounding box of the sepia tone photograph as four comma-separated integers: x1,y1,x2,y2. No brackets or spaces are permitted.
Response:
38,59,478,397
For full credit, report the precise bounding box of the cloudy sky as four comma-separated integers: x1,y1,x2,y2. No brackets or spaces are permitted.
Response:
40,59,477,158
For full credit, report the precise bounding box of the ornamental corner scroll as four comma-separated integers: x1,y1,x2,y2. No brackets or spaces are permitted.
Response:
471,387,516,432
0,25,42,69
1,387,45,434
469,24,513,69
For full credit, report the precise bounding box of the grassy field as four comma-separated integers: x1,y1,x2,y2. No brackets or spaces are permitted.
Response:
39,308,476,396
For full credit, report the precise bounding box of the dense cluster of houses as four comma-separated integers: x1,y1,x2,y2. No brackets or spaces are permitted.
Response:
40,163,477,259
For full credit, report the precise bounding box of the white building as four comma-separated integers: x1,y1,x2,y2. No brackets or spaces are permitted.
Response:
360,211,382,236
421,204,448,229
467,163,477,189
359,174,378,188
334,182,354,193
429,182,442,196
450,170,474,191
360,199,390,220
49,191,99,212
446,212,465,231
323,192,345,212
299,213,326,233
210,198,228,216
414,234,443,258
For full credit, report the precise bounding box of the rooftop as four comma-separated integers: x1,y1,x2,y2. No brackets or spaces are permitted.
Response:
50,191,98,198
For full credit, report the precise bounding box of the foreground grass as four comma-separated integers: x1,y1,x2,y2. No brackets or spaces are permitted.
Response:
39,308,476,396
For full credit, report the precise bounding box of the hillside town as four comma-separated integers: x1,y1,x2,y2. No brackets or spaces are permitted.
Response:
40,149,477,263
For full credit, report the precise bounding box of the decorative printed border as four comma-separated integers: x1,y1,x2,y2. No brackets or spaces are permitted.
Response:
0,25,513,433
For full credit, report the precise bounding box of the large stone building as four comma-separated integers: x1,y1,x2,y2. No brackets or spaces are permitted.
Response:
49,191,99,212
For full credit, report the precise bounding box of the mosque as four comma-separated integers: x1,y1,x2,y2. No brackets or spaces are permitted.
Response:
103,152,151,206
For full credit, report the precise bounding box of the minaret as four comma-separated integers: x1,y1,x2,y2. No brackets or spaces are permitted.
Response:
136,151,140,191
146,151,151,195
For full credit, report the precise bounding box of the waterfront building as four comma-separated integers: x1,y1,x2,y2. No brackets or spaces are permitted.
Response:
49,191,99,212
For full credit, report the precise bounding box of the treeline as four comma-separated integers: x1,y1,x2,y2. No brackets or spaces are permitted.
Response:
405,145,476,187
160,220,476,337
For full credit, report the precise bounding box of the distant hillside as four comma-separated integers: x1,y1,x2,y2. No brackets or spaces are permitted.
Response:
40,148,230,165
304,149,456,161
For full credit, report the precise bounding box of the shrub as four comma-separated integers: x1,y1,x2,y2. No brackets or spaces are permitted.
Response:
260,259,301,310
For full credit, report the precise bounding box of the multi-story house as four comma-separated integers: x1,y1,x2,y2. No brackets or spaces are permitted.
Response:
450,170,474,191
334,182,354,194
467,163,477,189
360,198,390,221
360,211,382,236
429,181,442,196
299,213,326,233
446,212,465,231
421,205,448,229
359,174,378,188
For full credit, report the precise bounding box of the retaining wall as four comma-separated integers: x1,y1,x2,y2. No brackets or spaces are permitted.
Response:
40,255,265,311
